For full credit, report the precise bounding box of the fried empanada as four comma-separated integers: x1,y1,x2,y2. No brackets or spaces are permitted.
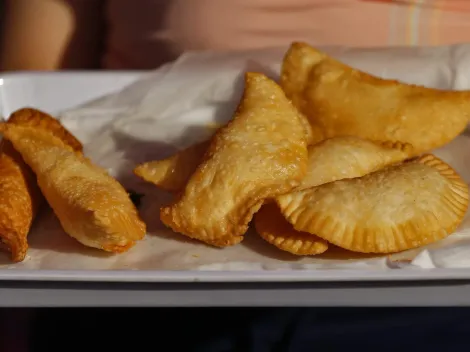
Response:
0,123,146,253
160,72,310,246
139,134,413,253
0,108,83,262
134,103,317,193
297,137,412,190
254,203,328,256
277,154,469,253
136,136,412,196
8,108,83,152
0,141,41,262
253,137,411,255
134,141,209,192
281,42,470,154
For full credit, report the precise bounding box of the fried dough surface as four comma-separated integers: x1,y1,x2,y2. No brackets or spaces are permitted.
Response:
253,137,411,256
281,42,470,154
160,72,310,246
136,136,413,196
0,108,82,262
297,137,412,190
137,134,413,253
0,141,40,262
277,154,469,253
0,124,146,253
134,141,209,193
8,108,83,152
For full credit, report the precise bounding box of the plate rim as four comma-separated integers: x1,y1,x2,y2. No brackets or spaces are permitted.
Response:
1,71,469,283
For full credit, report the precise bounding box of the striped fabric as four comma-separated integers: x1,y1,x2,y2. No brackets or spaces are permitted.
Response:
384,0,470,46
104,0,470,70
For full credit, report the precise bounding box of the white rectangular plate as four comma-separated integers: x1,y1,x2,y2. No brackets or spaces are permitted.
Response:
1,72,470,283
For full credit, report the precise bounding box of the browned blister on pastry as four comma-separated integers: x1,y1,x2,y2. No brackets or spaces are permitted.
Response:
281,42,470,155
277,154,469,254
0,123,146,253
0,108,83,262
160,72,310,246
254,203,328,256
134,141,209,193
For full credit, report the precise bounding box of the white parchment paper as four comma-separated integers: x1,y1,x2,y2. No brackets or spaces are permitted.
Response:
2,44,470,271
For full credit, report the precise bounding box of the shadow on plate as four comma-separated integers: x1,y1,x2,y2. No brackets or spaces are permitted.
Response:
241,227,304,262
240,228,386,262
27,208,113,258
0,252,12,265
136,188,208,248
316,245,385,261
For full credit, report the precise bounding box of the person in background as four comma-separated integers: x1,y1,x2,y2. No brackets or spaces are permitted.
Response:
2,0,470,72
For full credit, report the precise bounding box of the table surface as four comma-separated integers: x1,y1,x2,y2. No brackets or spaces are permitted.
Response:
1,280,470,307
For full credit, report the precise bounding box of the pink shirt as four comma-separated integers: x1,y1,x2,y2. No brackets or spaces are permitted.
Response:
103,0,470,70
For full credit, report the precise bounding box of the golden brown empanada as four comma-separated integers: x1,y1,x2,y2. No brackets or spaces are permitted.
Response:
160,72,310,246
281,42,470,155
8,108,83,152
297,137,412,190
277,154,469,254
0,141,41,262
134,141,209,193
135,136,412,196
138,134,413,253
0,108,83,262
0,123,146,253
254,203,328,256
253,137,412,255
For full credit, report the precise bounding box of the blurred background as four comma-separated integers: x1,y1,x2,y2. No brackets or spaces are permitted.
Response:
3,0,470,73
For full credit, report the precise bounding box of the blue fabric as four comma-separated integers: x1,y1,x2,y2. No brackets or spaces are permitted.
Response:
30,308,470,351
195,308,470,352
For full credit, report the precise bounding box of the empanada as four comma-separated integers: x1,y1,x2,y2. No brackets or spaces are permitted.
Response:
277,154,469,253
0,108,83,262
0,123,146,253
160,72,310,246
8,108,83,152
136,136,412,195
134,141,209,193
254,137,411,256
297,137,412,190
139,134,413,254
254,203,328,256
0,141,41,262
281,42,470,154
138,134,413,252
